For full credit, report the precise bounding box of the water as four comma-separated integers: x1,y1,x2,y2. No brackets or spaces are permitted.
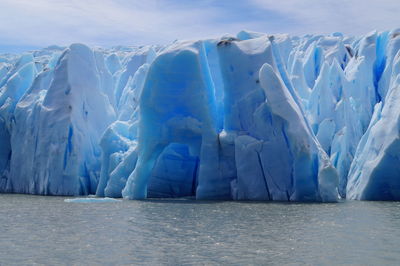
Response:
1,194,400,265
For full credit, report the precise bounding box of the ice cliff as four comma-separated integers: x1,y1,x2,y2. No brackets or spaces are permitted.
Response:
1,30,400,201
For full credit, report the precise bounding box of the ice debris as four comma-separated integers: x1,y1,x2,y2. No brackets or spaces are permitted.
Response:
64,197,122,203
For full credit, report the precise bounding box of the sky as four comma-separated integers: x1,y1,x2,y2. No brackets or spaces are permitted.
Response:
0,0,399,53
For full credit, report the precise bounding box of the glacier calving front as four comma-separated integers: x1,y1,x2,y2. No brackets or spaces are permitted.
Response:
1,30,400,201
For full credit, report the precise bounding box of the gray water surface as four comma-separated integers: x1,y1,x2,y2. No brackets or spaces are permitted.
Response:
1,194,400,265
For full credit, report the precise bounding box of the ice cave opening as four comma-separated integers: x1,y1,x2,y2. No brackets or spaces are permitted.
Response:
147,143,199,198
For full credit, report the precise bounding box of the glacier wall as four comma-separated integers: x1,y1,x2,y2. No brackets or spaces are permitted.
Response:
1,29,400,201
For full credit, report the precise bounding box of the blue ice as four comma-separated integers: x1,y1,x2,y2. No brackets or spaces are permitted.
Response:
2,30,400,201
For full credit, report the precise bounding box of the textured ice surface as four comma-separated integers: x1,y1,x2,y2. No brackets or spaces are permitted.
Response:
1,44,115,195
1,30,400,200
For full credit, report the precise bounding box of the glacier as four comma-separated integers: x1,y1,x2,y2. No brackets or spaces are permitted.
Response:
1,29,400,201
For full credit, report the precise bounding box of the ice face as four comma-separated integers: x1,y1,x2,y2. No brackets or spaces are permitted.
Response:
1,30,400,201
117,37,338,201
121,41,221,200
258,63,337,202
1,44,115,195
347,44,400,200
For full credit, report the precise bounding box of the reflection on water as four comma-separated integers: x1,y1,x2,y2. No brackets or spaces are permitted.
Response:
1,194,400,265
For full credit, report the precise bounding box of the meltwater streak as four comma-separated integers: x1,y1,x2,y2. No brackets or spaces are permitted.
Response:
1,194,400,265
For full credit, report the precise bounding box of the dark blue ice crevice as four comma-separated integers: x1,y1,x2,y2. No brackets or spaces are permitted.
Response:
191,157,199,196
303,43,323,90
63,125,73,170
281,122,294,196
255,150,271,200
78,162,90,195
314,46,323,79
0,118,11,192
67,126,73,153
203,40,225,132
373,31,389,102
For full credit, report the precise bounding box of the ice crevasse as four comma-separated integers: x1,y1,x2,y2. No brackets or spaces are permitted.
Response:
1,29,400,201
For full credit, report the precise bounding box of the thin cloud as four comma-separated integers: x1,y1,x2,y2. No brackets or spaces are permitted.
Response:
0,0,218,46
0,0,260,48
0,0,398,51
250,0,400,35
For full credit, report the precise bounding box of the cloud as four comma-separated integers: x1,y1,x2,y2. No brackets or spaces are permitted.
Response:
0,0,399,51
0,0,262,48
250,0,400,35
